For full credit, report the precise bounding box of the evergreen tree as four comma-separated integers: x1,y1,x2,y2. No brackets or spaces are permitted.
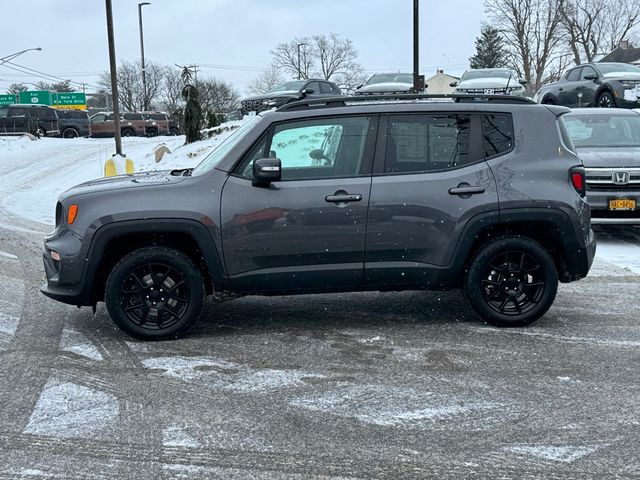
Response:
469,26,507,69
181,67,203,144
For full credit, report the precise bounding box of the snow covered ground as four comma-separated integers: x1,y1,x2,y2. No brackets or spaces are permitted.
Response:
0,122,244,225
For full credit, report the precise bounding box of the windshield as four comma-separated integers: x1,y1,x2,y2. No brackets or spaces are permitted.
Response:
191,116,262,175
366,74,413,85
597,63,640,76
269,81,306,93
564,113,640,148
461,69,513,80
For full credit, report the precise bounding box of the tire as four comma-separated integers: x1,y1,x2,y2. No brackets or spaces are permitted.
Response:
62,127,79,139
105,247,205,340
541,96,555,105
121,128,135,137
35,126,46,137
597,91,616,108
463,236,558,328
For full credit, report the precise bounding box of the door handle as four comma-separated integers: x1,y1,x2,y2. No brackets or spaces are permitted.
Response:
325,193,362,203
449,185,485,195
558,87,564,91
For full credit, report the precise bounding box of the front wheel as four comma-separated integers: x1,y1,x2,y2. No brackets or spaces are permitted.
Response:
105,247,205,340
62,128,79,139
463,236,558,327
597,91,616,108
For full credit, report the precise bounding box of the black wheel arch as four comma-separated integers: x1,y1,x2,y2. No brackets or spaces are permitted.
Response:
84,219,227,305
440,208,592,286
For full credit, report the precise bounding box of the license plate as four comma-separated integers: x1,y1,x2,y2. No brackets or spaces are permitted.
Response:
609,198,636,211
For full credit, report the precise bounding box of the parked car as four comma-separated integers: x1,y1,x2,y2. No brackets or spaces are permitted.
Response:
534,62,640,108
142,112,170,136
90,112,146,138
168,116,181,136
563,108,640,224
41,93,595,340
56,109,91,138
355,73,414,94
240,79,342,115
0,104,59,137
452,68,527,96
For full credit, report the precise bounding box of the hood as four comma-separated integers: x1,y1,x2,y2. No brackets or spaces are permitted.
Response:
357,82,413,93
603,72,640,81
456,77,520,89
576,147,640,168
241,91,299,102
59,170,188,202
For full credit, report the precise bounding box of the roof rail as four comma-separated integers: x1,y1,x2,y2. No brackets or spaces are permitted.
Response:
277,93,536,112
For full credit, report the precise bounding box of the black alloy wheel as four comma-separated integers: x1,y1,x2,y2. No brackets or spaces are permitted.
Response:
105,247,205,340
597,92,615,108
62,128,79,139
464,236,558,327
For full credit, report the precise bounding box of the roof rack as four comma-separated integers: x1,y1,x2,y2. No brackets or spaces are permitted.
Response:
277,93,536,112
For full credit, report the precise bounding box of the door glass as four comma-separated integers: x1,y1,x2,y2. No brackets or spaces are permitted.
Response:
581,67,596,80
566,68,582,81
385,114,475,173
319,82,333,94
238,117,372,180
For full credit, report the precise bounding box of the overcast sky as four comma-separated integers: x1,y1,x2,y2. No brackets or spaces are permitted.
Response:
0,0,486,95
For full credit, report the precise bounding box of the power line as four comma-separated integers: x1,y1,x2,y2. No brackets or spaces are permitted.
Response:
0,61,101,90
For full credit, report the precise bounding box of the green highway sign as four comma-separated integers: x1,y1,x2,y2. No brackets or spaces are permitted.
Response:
0,94,16,106
52,92,86,107
18,90,51,105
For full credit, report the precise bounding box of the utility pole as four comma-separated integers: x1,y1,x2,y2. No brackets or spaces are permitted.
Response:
413,0,420,93
138,2,151,111
297,43,306,80
105,0,122,156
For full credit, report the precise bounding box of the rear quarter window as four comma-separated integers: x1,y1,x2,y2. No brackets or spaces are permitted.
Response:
482,113,514,158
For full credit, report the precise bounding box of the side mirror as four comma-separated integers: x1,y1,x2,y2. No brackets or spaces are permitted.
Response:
519,79,528,86
252,157,281,187
300,88,314,96
583,73,598,81
450,81,458,87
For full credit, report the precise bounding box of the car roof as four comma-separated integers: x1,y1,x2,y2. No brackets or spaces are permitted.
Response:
6,103,54,108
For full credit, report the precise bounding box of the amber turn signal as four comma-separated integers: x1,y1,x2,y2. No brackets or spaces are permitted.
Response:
67,204,78,224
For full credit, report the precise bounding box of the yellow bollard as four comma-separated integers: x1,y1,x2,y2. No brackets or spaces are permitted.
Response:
104,155,135,177
125,158,134,174
104,158,117,177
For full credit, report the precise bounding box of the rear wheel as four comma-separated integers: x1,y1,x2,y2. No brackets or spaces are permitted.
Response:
121,128,135,137
464,236,558,327
35,126,46,137
597,91,616,108
62,127,79,139
105,247,205,340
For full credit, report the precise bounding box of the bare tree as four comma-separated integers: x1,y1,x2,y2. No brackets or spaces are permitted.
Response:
197,78,240,115
247,65,285,95
486,0,565,92
160,67,184,114
314,33,360,80
6,83,28,95
98,60,165,112
272,38,313,80
601,0,640,51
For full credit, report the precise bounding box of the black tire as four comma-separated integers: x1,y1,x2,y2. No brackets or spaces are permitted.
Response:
35,126,46,137
121,128,135,137
597,91,616,108
463,236,558,328
62,127,79,139
541,96,556,105
105,247,205,340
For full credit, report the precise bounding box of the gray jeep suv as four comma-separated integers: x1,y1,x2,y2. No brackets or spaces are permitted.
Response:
42,94,596,340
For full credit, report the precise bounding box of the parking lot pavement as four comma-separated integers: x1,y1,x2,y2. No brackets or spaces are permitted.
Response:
0,224,639,479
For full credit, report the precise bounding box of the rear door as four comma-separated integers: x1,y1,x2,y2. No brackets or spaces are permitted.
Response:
579,66,599,106
365,111,501,288
559,68,582,107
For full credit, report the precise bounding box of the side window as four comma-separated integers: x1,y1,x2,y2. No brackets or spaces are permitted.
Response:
581,66,596,80
566,68,582,81
385,114,475,173
9,108,26,117
92,114,106,122
319,82,333,94
482,113,514,158
306,82,321,94
237,117,372,181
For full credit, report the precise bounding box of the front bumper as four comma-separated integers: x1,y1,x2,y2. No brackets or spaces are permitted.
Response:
586,188,640,225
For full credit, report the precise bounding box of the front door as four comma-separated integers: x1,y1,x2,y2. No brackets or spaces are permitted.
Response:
221,115,378,293
365,112,502,288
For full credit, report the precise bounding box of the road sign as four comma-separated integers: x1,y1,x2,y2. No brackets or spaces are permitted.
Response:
51,92,86,108
0,94,16,106
18,91,51,105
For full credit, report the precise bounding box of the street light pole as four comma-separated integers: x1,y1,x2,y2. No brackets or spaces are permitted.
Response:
413,0,420,93
138,2,151,111
297,43,306,80
105,0,123,156
0,47,42,66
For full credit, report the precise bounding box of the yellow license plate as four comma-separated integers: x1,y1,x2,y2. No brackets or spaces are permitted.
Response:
609,199,636,211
